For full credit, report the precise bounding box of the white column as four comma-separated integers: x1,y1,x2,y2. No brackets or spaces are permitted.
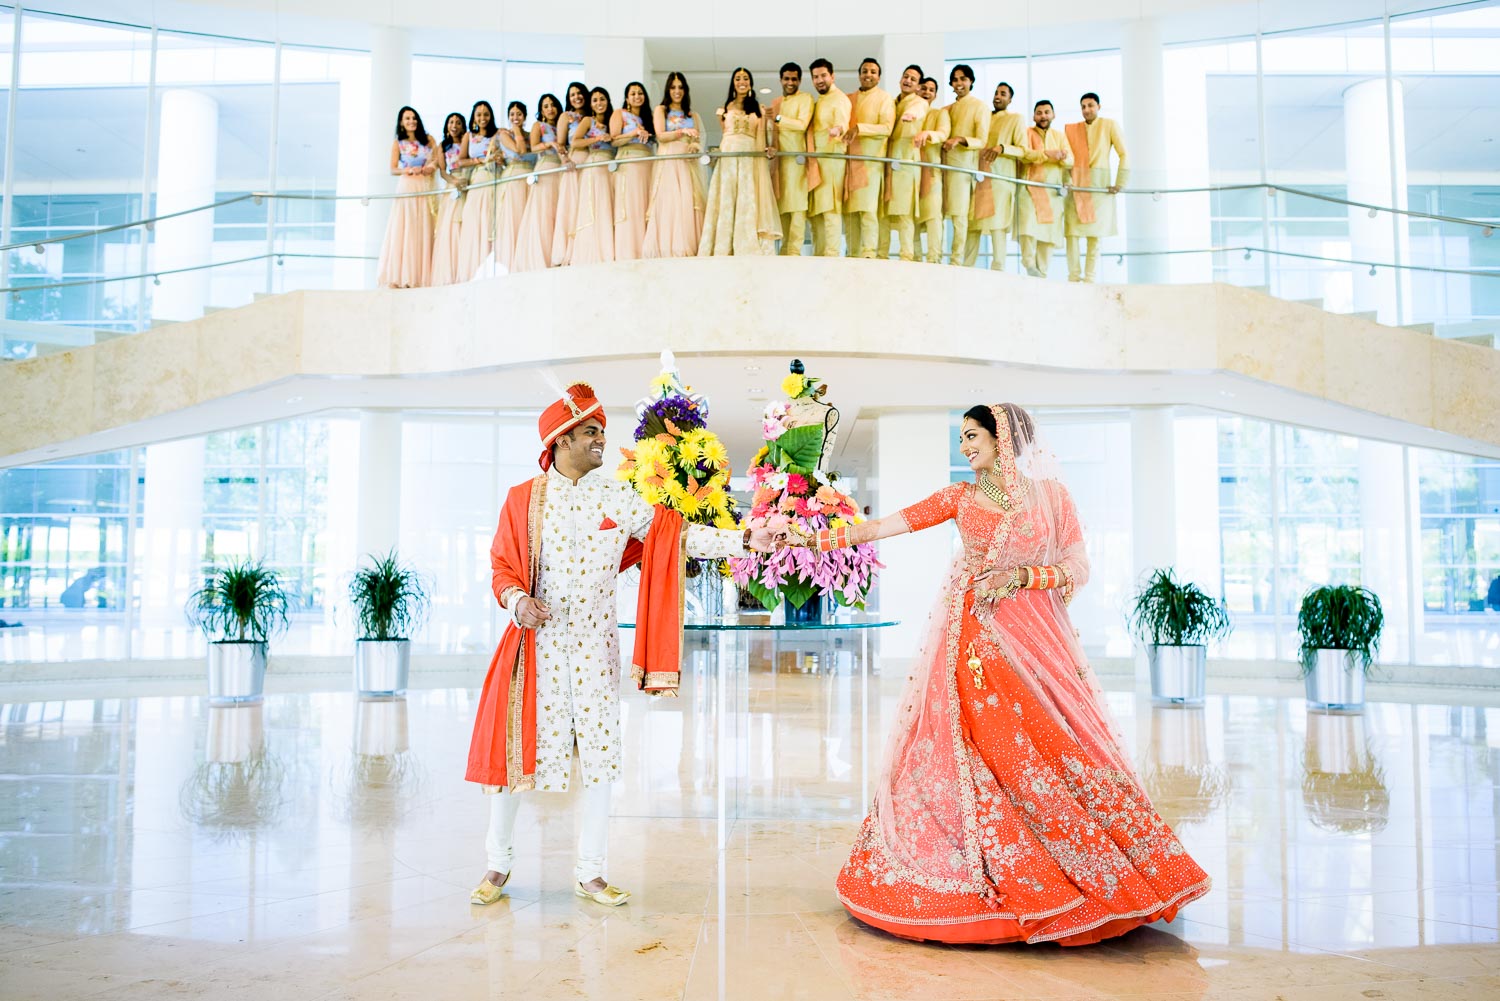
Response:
1357,439,1411,664
1130,408,1177,580
356,411,403,560
363,27,412,287
584,37,651,96
139,438,205,629
1344,78,1411,324
1122,18,1169,285
152,90,218,321
1157,38,1215,284
1172,416,1223,597
873,411,952,658
881,33,945,87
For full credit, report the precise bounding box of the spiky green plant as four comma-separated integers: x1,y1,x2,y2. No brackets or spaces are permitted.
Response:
188,558,290,643
1129,569,1233,647
1297,585,1384,676
348,551,429,641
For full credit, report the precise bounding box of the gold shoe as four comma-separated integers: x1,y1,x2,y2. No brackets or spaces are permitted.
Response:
574,882,630,907
470,874,508,905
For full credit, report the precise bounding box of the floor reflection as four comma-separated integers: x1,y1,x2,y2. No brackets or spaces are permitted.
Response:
0,669,1497,1000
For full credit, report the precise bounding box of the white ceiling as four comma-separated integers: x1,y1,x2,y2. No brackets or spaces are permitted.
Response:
8,351,1499,472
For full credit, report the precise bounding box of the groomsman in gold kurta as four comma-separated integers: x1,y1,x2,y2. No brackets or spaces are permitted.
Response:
963,81,1027,270
940,64,989,267
914,77,949,264
878,64,928,262
767,62,815,255
842,58,895,259
807,58,851,258
1064,92,1130,283
1016,99,1071,278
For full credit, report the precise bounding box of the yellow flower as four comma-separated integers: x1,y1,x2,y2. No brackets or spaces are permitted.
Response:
663,478,688,503
829,517,847,529
703,488,728,514
677,491,704,518
638,483,666,506
650,372,675,394
699,435,729,469
781,373,806,398
634,437,666,470
714,511,738,530
615,464,634,482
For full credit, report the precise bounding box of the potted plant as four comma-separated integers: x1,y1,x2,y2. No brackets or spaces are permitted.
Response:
188,558,290,704
1128,569,1232,705
349,550,429,696
1298,584,1383,712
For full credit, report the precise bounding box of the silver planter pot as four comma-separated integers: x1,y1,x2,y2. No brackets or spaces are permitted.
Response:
1304,648,1366,712
207,641,267,704
1146,644,1207,705
355,639,410,696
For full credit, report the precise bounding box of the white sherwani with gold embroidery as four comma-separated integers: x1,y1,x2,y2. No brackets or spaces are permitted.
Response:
527,465,744,791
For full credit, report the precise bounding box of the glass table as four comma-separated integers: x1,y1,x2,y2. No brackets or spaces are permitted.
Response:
618,613,898,850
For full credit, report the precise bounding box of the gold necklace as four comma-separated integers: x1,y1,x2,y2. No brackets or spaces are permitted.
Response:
978,469,1012,510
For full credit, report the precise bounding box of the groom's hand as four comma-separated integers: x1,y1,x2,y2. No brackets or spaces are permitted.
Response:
514,595,551,629
746,525,788,553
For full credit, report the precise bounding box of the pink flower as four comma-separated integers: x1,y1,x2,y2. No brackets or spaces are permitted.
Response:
786,473,809,495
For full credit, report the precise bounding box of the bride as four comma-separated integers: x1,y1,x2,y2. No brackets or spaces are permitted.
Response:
804,403,1210,945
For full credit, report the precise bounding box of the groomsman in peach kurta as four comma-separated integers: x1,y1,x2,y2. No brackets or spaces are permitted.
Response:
767,62,815,255
940,64,989,266
878,64,928,262
842,58,895,259
914,77,949,264
963,82,1027,270
1016,99,1071,278
1064,92,1130,283
808,58,852,257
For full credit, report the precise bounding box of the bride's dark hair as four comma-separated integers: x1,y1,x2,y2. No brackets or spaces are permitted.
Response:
962,404,1034,452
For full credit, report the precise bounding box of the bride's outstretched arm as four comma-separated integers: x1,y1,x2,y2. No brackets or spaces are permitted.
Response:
807,483,965,550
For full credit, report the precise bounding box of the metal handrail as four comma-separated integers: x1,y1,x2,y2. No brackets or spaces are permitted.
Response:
0,252,375,294
2,147,1493,256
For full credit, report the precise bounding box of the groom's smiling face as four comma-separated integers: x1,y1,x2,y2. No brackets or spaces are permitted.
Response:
559,420,607,471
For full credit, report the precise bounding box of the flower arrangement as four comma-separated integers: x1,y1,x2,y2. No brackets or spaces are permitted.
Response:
732,364,881,611
616,352,738,532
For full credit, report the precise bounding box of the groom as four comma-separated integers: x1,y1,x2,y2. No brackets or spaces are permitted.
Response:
467,381,784,906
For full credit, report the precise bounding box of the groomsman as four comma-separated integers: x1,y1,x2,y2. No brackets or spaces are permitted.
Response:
940,64,988,266
963,81,1026,270
843,57,895,259
1063,91,1129,283
1016,99,1071,278
808,58,851,257
879,64,929,262
914,76,949,264
767,62,815,255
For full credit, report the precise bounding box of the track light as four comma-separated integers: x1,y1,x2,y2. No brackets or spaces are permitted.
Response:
152,275,161,286
360,197,369,207
1368,265,1377,277
1367,207,1378,219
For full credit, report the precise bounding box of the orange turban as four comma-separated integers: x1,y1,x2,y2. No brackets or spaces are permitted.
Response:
537,382,605,470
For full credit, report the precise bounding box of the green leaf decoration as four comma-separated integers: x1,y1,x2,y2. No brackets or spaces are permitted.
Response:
768,425,823,474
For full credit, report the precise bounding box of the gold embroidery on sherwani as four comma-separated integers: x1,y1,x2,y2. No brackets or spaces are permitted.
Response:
507,473,548,792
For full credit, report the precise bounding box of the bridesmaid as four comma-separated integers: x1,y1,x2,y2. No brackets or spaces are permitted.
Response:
430,111,469,285
610,81,655,261
698,68,780,256
456,99,499,281
491,100,533,273
568,86,616,267
511,93,564,273
376,105,438,288
642,71,706,259
550,81,589,268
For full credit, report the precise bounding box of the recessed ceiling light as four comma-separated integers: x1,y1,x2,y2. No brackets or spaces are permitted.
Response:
744,364,761,374
286,395,303,404
747,387,764,394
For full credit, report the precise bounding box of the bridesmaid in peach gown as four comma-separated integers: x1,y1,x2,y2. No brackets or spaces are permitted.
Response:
642,72,706,259
698,68,780,256
511,93,564,273
430,112,470,285
610,82,654,261
490,101,532,273
550,82,589,268
568,86,616,268
456,100,499,281
376,106,438,288
822,404,1211,946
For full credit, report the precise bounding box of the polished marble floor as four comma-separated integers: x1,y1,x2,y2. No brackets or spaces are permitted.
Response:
1,643,1498,1000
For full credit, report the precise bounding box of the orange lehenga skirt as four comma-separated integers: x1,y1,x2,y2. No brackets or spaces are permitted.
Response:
836,588,1211,946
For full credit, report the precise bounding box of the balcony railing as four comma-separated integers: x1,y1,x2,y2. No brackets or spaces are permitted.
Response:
3,149,1496,359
